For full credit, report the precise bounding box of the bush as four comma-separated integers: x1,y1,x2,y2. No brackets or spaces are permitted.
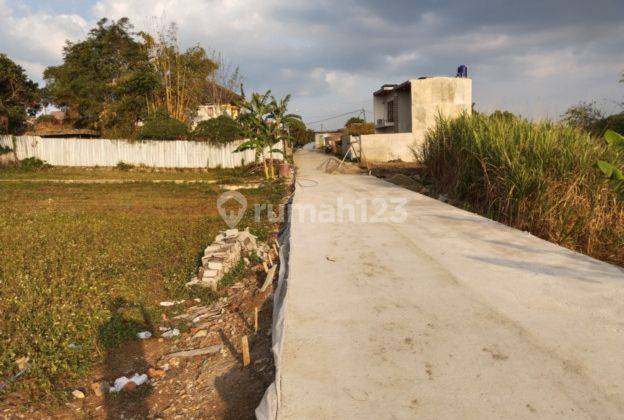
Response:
345,117,365,126
137,109,189,140
287,119,313,148
192,115,241,144
344,122,374,136
35,115,60,125
116,161,134,171
593,113,624,137
421,112,624,266
18,157,50,170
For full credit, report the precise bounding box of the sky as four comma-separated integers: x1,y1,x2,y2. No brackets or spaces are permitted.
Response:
1,0,623,129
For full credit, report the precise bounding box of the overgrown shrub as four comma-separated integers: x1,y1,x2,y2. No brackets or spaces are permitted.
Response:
137,109,189,140
192,115,241,144
421,112,624,266
344,122,374,136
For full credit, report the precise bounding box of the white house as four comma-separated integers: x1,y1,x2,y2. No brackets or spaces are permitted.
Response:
351,76,472,162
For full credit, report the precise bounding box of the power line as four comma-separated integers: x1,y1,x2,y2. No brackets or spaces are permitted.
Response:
306,108,369,125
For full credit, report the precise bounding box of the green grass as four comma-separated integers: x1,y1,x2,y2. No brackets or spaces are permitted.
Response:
0,170,284,403
421,112,624,266
0,163,262,183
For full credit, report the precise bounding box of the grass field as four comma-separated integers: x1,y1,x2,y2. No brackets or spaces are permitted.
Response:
0,166,285,402
0,163,259,183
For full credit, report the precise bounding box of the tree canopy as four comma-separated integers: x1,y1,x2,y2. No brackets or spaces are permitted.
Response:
43,18,156,135
345,116,364,126
42,18,229,138
0,53,40,134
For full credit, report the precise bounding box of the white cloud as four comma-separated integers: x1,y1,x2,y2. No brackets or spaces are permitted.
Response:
0,0,88,81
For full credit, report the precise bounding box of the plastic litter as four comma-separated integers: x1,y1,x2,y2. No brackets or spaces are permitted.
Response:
109,373,149,393
136,331,152,339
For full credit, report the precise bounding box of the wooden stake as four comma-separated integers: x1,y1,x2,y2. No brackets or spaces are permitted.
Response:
262,261,269,273
273,238,280,249
254,307,259,333
268,253,274,267
241,335,250,367
272,243,279,256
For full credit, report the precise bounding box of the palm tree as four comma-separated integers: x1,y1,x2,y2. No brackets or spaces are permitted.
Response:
269,94,302,162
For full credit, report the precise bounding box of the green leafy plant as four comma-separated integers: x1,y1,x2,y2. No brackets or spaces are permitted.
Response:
235,90,280,179
597,130,624,196
193,115,241,144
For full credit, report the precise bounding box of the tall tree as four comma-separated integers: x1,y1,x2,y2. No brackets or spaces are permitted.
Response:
142,23,218,123
43,18,156,134
0,53,40,134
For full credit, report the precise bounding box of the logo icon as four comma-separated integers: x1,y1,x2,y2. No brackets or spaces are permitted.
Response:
216,191,247,228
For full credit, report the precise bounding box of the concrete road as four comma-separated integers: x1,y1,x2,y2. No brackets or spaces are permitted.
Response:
277,150,624,419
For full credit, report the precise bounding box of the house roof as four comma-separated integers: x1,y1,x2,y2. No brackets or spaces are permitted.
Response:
373,81,411,97
27,128,100,138
202,81,242,105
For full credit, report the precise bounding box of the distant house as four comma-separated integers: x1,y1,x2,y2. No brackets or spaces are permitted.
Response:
373,77,471,135
193,82,242,128
347,76,472,162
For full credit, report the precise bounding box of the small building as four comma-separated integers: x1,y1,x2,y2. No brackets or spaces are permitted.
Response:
314,130,343,153
193,82,242,128
348,76,472,162
373,77,471,135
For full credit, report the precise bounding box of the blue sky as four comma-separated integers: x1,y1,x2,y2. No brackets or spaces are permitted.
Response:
2,0,623,129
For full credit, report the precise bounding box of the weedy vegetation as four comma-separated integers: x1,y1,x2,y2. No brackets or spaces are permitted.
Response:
0,167,284,402
421,112,624,266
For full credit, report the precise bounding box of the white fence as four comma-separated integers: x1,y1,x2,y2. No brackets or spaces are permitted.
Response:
0,135,282,168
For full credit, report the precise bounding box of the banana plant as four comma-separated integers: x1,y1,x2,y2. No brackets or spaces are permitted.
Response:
597,130,624,197
235,90,279,179
269,94,302,162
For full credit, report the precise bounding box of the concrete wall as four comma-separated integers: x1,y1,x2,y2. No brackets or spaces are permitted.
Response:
314,133,325,150
359,132,423,163
397,90,411,133
0,135,282,168
410,77,472,133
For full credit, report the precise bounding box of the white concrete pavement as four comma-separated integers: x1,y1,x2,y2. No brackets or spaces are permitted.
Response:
277,149,624,419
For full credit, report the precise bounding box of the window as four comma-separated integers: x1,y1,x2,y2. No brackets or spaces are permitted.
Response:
387,100,394,122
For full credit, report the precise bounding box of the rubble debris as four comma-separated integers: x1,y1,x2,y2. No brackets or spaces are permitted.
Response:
147,367,166,380
72,390,85,399
186,227,271,291
159,300,185,307
90,382,106,397
164,345,222,359
161,328,180,339
260,265,277,292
